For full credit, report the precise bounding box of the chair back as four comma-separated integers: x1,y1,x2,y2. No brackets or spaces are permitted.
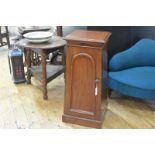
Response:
109,38,155,71
0,26,10,48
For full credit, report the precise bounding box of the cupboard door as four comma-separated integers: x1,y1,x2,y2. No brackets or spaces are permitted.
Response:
65,46,102,120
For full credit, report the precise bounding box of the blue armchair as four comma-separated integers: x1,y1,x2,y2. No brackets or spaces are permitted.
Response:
108,38,155,100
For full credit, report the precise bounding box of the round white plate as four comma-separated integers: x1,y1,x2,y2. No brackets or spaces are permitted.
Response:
23,31,53,40
26,38,51,43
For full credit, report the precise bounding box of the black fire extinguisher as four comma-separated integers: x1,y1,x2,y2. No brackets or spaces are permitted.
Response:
8,47,26,84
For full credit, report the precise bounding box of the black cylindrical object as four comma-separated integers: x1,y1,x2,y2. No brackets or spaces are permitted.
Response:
8,48,26,84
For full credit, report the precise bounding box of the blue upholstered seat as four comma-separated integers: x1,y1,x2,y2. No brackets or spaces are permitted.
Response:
108,38,155,100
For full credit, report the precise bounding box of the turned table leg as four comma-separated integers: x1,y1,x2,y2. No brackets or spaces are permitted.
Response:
41,50,48,100
61,46,66,79
108,88,112,98
27,48,32,84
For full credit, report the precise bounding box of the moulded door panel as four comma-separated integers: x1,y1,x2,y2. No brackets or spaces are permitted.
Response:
65,46,102,120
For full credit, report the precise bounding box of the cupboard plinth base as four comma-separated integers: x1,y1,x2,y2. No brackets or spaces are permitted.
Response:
62,114,102,129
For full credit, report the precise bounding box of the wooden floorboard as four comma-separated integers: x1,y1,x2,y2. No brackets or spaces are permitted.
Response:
0,46,155,129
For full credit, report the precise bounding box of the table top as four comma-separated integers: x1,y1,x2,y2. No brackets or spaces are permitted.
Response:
16,37,66,50
18,26,51,34
64,30,111,44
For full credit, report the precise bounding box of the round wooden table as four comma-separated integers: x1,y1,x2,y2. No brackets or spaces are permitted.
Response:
17,37,66,100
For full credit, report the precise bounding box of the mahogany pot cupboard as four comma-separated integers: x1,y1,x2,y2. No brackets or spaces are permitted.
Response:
62,30,111,128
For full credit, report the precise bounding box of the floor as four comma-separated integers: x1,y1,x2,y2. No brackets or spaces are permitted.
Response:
0,46,155,129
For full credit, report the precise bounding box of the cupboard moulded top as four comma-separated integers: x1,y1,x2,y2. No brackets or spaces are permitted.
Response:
64,30,111,44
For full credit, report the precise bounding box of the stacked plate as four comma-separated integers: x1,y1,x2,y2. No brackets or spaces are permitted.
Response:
23,31,53,43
